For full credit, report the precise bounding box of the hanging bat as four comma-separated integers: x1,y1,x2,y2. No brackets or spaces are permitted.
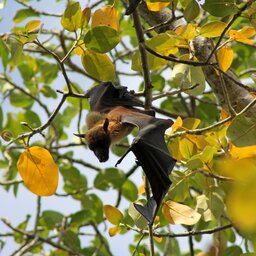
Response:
75,82,176,224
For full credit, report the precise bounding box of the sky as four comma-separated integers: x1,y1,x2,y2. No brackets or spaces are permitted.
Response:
0,1,214,255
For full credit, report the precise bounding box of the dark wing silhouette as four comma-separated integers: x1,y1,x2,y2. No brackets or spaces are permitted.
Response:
116,114,176,224
84,82,143,113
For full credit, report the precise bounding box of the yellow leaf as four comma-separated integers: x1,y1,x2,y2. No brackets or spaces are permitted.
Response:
240,26,256,38
229,28,255,45
146,1,170,12
153,236,163,243
74,41,85,55
108,226,122,237
162,200,201,225
175,24,197,41
220,108,230,121
186,134,209,151
81,7,91,29
168,137,183,161
138,184,145,194
61,1,82,32
25,20,41,32
92,5,118,31
179,137,196,159
227,168,256,231
172,116,183,133
217,45,233,72
199,21,227,38
103,205,123,225
229,143,256,159
17,146,59,196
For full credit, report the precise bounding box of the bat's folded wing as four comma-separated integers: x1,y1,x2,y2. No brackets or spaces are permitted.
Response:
117,115,176,224
85,82,143,112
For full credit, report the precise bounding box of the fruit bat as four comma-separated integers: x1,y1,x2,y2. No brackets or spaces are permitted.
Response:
76,82,176,224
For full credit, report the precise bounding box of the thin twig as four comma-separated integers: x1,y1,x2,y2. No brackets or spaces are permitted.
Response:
34,196,41,235
145,44,216,66
15,0,62,17
170,97,256,139
91,223,113,255
2,218,78,255
34,40,73,93
0,179,23,186
152,84,199,101
124,223,233,237
0,75,50,116
132,234,145,256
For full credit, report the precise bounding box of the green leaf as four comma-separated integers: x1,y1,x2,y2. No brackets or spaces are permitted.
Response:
0,106,3,130
146,32,179,55
196,190,225,221
14,215,31,243
187,66,205,96
18,62,35,83
179,137,196,159
224,245,243,256
84,26,120,53
202,0,236,17
132,50,167,71
128,202,148,229
200,146,217,163
184,0,200,21
200,21,227,38
94,168,126,190
60,166,87,196
13,9,39,23
23,110,41,128
171,64,205,96
62,230,81,252
4,113,24,137
186,156,204,170
227,114,256,147
81,194,103,223
37,59,59,84
122,179,138,201
182,117,201,130
111,137,129,157
40,211,64,230
0,39,9,70
8,37,23,65
40,85,57,99
81,50,116,81
70,209,95,227
62,106,78,127
10,91,33,108
61,1,82,32
169,171,190,201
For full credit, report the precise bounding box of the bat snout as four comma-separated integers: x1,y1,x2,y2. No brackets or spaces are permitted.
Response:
93,148,109,163
98,155,109,162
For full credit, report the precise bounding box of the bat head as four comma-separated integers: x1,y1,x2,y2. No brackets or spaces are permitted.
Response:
86,118,111,162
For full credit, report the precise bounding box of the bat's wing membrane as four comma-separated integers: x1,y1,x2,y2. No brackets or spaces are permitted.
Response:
85,82,143,112
117,115,176,223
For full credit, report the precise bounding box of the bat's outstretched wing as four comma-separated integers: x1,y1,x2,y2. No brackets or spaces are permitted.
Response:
116,114,176,224
85,82,143,112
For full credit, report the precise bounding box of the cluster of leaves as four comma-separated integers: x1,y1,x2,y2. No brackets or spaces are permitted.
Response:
1,0,256,255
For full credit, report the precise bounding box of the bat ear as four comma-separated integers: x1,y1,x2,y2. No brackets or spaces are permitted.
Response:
103,118,109,133
74,133,86,139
